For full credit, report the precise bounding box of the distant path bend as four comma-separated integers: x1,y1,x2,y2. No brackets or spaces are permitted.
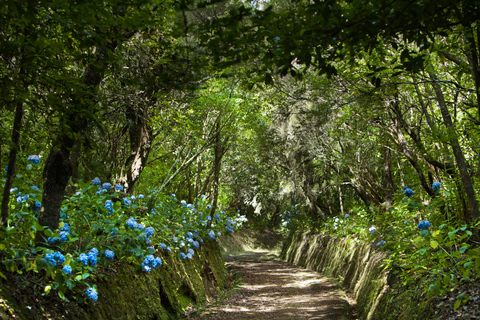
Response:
187,251,356,320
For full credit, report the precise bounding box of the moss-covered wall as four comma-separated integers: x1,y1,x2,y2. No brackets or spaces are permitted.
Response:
0,239,226,320
281,232,391,320
281,231,436,320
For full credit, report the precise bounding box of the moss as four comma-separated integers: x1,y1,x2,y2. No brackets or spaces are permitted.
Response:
0,239,227,320
282,231,440,320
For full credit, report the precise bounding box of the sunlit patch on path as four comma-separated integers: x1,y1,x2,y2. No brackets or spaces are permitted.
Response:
185,251,355,320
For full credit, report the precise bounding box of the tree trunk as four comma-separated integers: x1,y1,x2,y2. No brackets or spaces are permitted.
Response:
1,101,24,228
36,43,118,244
123,105,153,194
383,147,394,206
426,57,480,223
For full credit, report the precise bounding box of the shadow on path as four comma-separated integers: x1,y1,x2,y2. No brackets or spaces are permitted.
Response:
184,251,355,320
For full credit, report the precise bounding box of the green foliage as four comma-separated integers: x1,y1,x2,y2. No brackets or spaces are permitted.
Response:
0,168,247,304
302,181,480,312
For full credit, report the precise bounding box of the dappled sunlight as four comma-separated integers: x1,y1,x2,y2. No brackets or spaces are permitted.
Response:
190,251,353,319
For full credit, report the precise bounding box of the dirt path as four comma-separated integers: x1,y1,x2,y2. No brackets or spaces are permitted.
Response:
185,251,356,320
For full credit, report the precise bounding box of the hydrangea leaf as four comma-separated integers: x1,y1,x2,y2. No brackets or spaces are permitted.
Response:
44,285,51,295
430,240,438,249
44,229,55,237
147,247,155,254
420,230,429,237
58,290,68,301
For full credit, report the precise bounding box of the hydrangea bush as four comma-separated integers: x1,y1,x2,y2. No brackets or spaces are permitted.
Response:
0,157,248,304
292,181,480,311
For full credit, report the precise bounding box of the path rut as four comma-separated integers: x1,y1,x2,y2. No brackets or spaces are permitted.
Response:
185,251,356,320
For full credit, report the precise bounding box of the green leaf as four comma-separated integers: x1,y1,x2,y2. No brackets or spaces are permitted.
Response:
82,273,90,280
45,285,51,295
44,229,54,237
430,240,438,249
453,299,461,310
443,274,450,286
58,290,69,301
147,247,155,254
420,230,429,237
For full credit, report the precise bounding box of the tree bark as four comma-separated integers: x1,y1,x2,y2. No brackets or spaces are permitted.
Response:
123,105,153,194
426,57,479,223
1,101,23,228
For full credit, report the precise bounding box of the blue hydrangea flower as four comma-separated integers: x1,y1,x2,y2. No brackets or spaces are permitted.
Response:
188,248,194,256
60,223,70,232
171,194,176,198
79,253,88,266
186,252,193,259
179,253,186,260
137,223,145,230
369,226,377,234
123,198,132,206
115,184,124,192
34,201,42,208
214,214,220,221
102,183,112,189
376,240,386,248
141,255,161,272
28,155,40,164
126,218,137,230
186,232,193,239
105,250,115,260
59,231,69,242
89,248,99,256
45,253,56,266
63,265,72,274
86,287,98,302
92,177,101,185
208,230,215,239
88,253,97,266
54,252,65,264
105,200,114,214
192,241,200,249
207,205,212,209
139,194,144,199
31,185,40,191
159,243,167,250
404,188,415,197
417,220,431,230
10,187,18,193
207,215,212,221
345,214,349,218
432,181,441,192
145,227,155,238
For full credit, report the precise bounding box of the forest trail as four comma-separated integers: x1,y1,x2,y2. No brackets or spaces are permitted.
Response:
184,251,356,320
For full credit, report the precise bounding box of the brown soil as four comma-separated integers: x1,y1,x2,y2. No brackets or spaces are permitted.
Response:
183,251,357,320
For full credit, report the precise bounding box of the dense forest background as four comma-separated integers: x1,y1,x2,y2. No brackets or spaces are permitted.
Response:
1,0,480,315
